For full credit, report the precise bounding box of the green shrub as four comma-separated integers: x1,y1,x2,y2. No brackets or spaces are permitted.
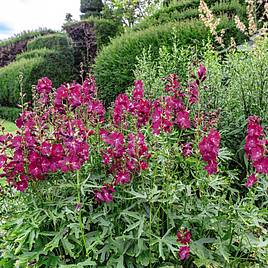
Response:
0,48,74,106
80,0,103,14
203,37,268,159
93,17,246,106
133,43,204,99
0,28,54,48
16,48,53,61
92,18,123,48
27,33,71,51
0,57,43,106
135,0,246,31
0,106,20,122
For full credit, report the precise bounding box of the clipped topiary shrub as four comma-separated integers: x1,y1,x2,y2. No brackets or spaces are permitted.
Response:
80,0,104,14
134,0,246,31
16,48,53,61
0,57,43,106
0,29,54,68
0,29,54,48
27,33,72,51
0,48,74,106
93,17,246,106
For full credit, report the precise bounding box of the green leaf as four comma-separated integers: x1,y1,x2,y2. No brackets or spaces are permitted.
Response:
61,238,75,258
28,230,36,251
116,255,124,268
138,216,145,239
77,259,97,267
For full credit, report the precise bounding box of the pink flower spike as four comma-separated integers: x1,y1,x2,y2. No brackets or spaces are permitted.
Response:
133,80,144,100
245,174,257,188
37,77,52,95
177,228,191,244
197,64,206,82
0,155,7,168
178,246,190,261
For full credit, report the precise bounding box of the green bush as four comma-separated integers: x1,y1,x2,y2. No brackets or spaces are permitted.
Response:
93,18,246,106
0,28,54,48
16,48,53,61
0,106,20,122
203,37,268,159
0,57,43,106
27,33,71,51
80,0,103,14
134,0,246,31
133,43,204,99
0,48,74,106
91,18,123,48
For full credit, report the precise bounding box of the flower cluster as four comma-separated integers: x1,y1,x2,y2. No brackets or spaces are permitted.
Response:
1,64,220,204
0,77,104,192
181,142,193,157
151,73,197,134
199,129,221,175
113,68,207,136
113,80,151,129
95,65,218,202
95,130,151,203
244,116,268,187
176,227,191,261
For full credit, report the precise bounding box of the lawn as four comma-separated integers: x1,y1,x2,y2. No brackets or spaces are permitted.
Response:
0,119,17,133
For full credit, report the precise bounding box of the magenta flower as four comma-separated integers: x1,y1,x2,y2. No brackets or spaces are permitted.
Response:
0,155,7,168
115,171,131,185
244,115,268,176
181,143,193,157
178,246,190,261
245,174,257,188
37,77,52,95
199,129,221,175
177,228,191,244
95,185,115,203
165,74,180,92
197,64,206,82
14,175,29,192
253,157,268,174
204,160,218,175
176,110,191,129
188,81,199,104
133,80,144,100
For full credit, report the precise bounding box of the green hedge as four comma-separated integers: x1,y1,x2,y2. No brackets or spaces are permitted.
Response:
16,48,53,61
91,18,123,48
0,57,43,106
27,33,71,51
134,0,246,31
93,18,246,106
0,106,20,122
0,29,54,48
0,48,74,106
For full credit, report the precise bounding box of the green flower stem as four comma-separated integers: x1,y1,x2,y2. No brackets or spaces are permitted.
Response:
77,170,88,257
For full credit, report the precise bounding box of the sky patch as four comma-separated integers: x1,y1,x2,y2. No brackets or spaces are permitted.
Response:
0,0,80,40
0,22,12,33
